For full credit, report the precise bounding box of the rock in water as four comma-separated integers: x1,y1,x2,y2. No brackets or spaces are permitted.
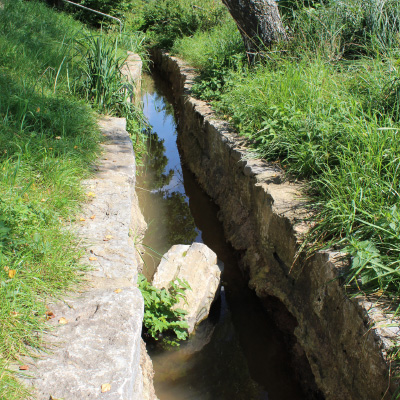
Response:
152,243,222,334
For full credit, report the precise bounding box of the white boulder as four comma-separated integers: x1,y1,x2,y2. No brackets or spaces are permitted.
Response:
152,243,222,334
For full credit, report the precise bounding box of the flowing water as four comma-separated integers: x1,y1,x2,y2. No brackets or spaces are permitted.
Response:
137,74,306,400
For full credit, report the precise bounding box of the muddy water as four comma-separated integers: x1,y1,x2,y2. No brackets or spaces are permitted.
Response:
138,74,306,400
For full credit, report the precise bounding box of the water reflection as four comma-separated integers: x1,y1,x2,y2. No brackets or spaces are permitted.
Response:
137,77,199,278
138,73,306,400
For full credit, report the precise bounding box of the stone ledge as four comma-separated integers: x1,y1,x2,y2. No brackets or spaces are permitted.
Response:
22,117,148,400
19,52,158,399
151,49,399,400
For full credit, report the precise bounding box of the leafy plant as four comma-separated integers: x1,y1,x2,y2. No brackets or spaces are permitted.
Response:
139,0,226,49
137,273,190,346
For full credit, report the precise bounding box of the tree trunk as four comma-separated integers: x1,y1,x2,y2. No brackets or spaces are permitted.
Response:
222,0,287,62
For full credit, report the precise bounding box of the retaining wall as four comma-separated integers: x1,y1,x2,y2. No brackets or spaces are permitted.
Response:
152,49,399,400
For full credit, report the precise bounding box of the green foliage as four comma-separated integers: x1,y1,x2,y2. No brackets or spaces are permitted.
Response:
66,0,131,28
173,18,245,101
139,0,227,49
137,273,190,346
74,33,129,113
283,0,400,59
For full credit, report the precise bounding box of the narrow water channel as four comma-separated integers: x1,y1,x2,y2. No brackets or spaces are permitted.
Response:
137,73,307,400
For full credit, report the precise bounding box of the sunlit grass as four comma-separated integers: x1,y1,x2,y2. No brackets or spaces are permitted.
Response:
0,1,103,397
172,0,400,299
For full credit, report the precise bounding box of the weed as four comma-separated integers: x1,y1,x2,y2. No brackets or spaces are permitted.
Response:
137,273,190,346
138,0,227,49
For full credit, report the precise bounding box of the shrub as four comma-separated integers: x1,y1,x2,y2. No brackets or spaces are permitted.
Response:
66,0,131,28
139,0,226,49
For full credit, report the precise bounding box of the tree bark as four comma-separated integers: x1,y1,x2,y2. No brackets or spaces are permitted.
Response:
222,0,287,62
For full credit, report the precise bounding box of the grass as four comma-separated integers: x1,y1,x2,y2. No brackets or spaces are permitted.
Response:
0,1,146,398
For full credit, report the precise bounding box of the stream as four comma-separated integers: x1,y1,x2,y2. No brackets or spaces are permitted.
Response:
137,73,306,400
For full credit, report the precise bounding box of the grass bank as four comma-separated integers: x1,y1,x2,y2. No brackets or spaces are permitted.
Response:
170,0,400,299
0,1,145,398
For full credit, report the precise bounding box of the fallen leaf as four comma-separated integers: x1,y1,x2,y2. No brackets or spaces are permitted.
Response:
55,136,61,140
74,145,78,149
8,269,16,278
101,383,111,393
103,235,113,241
58,317,68,325
89,256,97,261
10,311,19,317
45,311,55,320
41,198,46,202
48,147,53,150
19,365,29,371
4,266,9,272
86,192,96,198
79,217,86,222
90,215,96,220
114,288,122,294
36,107,40,113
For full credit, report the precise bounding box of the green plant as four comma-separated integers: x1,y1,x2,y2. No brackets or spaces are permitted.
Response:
65,0,131,28
139,0,226,49
74,33,128,113
137,273,190,346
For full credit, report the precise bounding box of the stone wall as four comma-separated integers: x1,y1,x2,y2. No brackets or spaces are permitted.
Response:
151,49,399,400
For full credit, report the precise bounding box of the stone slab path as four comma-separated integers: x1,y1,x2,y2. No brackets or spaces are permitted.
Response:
21,117,154,399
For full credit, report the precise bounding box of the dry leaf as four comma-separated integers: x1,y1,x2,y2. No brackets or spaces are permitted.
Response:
86,192,96,198
103,235,113,241
41,198,46,202
8,269,16,278
19,365,29,371
89,256,97,261
4,266,9,272
90,215,96,220
55,136,61,140
101,383,111,393
74,145,78,149
58,317,68,325
114,288,122,294
79,217,86,222
45,311,55,320
36,107,40,113
10,311,19,317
